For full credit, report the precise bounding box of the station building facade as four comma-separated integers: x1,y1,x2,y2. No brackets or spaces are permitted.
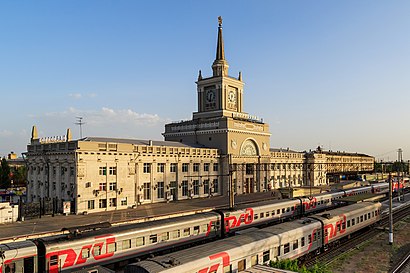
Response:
25,20,374,214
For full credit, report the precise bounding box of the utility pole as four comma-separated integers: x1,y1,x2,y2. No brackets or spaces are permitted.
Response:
75,117,85,139
229,154,235,210
397,148,403,202
388,172,393,245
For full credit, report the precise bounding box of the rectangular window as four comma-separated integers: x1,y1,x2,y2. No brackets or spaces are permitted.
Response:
143,163,151,173
99,183,106,191
347,220,351,228
308,234,312,244
99,199,107,208
193,225,200,235
182,163,189,172
157,163,165,173
87,200,95,210
109,198,116,207
251,255,258,266
238,259,246,272
170,163,177,172
284,243,290,254
149,235,158,244
213,163,219,172
85,182,91,188
161,232,169,241
293,240,298,250
144,183,151,200
204,163,210,171
301,237,305,247
99,167,107,176
157,182,165,199
93,246,101,256
213,179,218,193
109,182,117,191
183,227,190,236
203,179,209,194
193,180,199,195
193,163,200,172
122,239,131,250
263,250,270,263
171,230,180,239
109,167,117,175
352,218,355,226
121,197,127,206
81,248,90,259
107,242,116,253
136,237,145,247
182,180,188,196
223,265,232,273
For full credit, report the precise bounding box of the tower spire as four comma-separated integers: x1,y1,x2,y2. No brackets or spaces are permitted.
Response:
212,16,229,77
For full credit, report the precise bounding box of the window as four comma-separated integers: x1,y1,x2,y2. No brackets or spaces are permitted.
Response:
260,213,264,219
213,163,219,172
263,250,270,263
194,225,200,235
183,227,190,236
157,182,164,199
223,265,232,273
170,163,177,172
251,254,258,266
193,163,200,172
193,180,199,195
203,179,209,194
85,182,91,188
87,200,95,210
122,240,131,250
161,232,169,241
352,218,355,226
70,167,74,176
213,179,218,193
143,183,151,200
143,163,151,173
171,230,180,239
81,248,90,259
136,237,145,247
109,198,116,207
149,235,158,244
99,183,106,191
284,243,290,254
182,180,188,196
50,255,58,266
99,199,107,208
277,209,280,214
238,259,246,272
182,163,189,172
301,237,305,247
121,197,127,206
293,240,298,250
308,234,312,244
204,163,210,171
109,182,117,191
347,220,351,228
107,242,116,253
99,167,107,176
93,246,101,256
157,163,165,173
109,167,117,175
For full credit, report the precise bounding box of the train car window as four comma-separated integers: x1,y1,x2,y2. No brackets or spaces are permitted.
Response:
342,222,346,229
260,213,264,219
122,239,131,250
50,255,59,267
251,254,258,266
284,243,290,254
308,234,312,244
149,235,158,244
286,207,290,213
94,246,101,256
337,223,341,232
24,257,35,273
274,246,280,257
313,232,317,241
5,263,16,273
266,212,270,217
352,218,355,226
360,215,364,222
136,236,145,246
223,264,232,273
372,211,375,217
161,232,169,241
293,240,298,250
107,242,116,253
194,226,200,235
183,227,190,236
277,209,281,214
263,251,270,263
82,248,90,258
201,224,208,233
291,206,294,211
357,217,359,224
301,237,305,247
238,259,246,272
171,230,180,239
347,220,351,228
368,213,371,219
254,214,259,220
364,214,367,221
282,208,285,213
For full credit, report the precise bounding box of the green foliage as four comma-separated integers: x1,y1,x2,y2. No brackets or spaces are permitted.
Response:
0,157,11,188
270,259,331,273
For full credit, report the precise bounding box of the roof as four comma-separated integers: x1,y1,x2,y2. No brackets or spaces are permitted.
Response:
270,148,301,153
79,137,209,149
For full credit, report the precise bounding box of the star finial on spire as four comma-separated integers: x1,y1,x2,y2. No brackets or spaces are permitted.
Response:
218,16,223,27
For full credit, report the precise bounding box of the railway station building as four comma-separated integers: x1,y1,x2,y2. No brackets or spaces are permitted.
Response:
25,19,374,214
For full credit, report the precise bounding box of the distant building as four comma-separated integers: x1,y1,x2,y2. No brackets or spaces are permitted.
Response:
25,19,374,214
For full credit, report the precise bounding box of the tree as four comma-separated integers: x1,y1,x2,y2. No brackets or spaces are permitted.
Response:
0,157,11,188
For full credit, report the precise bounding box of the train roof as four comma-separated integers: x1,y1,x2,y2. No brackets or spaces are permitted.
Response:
0,240,37,251
309,202,380,221
37,211,219,245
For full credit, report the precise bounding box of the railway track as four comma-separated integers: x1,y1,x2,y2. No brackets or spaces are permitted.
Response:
303,202,410,268
390,250,410,273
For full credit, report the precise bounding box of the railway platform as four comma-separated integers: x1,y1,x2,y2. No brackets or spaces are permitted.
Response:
0,191,273,243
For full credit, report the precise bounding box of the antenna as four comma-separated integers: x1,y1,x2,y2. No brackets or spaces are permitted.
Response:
75,117,85,139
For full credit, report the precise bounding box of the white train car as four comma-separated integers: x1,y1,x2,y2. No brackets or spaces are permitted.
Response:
0,241,38,273
126,202,381,273
36,212,221,272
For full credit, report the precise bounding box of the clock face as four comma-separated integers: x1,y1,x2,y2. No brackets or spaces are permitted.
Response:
228,90,236,103
206,90,216,103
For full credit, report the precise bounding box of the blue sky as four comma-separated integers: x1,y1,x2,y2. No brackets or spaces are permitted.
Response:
1,1,409,161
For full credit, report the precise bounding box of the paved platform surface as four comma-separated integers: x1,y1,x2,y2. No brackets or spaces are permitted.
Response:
0,192,274,242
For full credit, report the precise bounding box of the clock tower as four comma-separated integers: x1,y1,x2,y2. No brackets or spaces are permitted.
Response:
164,17,271,158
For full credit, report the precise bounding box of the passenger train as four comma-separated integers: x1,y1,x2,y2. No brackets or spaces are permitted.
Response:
126,202,382,273
0,183,388,273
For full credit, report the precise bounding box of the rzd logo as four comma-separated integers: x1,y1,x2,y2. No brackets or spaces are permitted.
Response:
224,208,254,232
198,252,230,273
324,214,346,244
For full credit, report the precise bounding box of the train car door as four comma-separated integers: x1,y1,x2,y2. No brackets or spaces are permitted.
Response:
23,257,35,273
